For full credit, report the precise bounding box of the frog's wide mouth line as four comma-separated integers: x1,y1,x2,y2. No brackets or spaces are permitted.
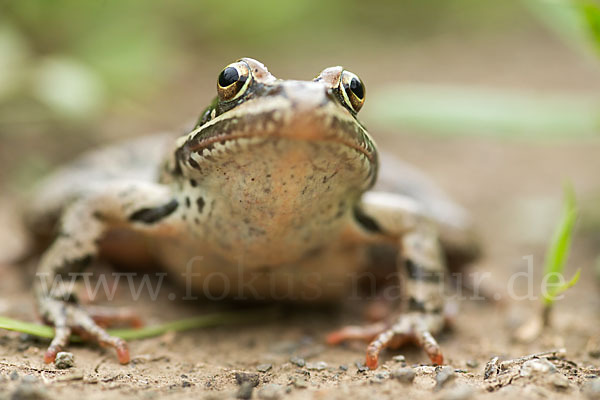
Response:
177,107,376,167
189,131,374,161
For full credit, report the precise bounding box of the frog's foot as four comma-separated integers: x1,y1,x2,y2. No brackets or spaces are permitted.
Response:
326,312,444,369
40,297,130,364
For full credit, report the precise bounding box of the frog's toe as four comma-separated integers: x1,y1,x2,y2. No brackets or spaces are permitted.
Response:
326,321,387,345
71,307,130,364
327,313,444,369
40,298,130,364
366,313,444,369
44,324,71,363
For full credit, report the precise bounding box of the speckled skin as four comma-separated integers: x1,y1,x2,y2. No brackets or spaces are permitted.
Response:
28,58,479,368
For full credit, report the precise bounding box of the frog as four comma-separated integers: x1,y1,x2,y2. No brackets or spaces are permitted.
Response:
26,58,479,369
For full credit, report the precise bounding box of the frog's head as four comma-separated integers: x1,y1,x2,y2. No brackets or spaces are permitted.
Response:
174,59,378,246
176,57,377,184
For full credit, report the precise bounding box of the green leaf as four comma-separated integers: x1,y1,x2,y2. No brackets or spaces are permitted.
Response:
523,0,600,61
542,183,579,305
579,1,600,54
552,267,582,297
0,308,279,342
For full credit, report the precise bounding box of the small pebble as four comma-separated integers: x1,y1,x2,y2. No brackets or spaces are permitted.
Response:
520,358,556,377
392,355,406,363
236,381,254,400
306,361,327,371
182,381,191,388
10,371,19,381
54,352,74,369
549,374,569,390
377,372,389,379
258,384,284,400
584,378,600,399
355,361,369,373
235,372,260,387
292,376,308,388
290,357,305,367
339,365,348,371
435,366,456,390
391,367,415,384
257,363,272,373
439,384,473,400
466,360,479,368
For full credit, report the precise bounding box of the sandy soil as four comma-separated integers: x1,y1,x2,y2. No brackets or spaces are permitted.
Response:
1,32,600,400
1,133,600,400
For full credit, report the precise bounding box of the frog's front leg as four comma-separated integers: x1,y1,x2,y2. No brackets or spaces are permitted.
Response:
328,192,446,369
35,181,178,364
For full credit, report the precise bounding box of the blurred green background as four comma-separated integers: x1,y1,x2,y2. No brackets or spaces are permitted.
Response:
1,0,600,193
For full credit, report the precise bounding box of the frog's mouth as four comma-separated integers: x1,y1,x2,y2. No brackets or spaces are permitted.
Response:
176,92,378,188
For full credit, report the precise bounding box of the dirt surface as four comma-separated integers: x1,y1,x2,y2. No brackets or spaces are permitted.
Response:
1,38,600,400
0,134,599,400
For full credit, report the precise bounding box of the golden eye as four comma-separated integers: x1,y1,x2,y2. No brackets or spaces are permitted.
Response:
217,61,252,102
339,70,365,113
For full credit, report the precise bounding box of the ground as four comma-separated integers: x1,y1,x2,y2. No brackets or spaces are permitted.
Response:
1,133,599,400
1,33,600,399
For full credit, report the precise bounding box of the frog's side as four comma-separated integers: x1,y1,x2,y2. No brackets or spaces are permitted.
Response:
27,58,479,368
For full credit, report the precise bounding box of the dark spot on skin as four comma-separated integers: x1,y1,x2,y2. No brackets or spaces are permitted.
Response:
405,259,442,283
264,188,271,194
188,158,199,169
303,246,324,260
194,217,200,225
266,174,271,178
197,197,205,213
408,298,442,314
129,199,179,224
407,298,427,312
185,197,191,208
251,178,255,182
353,207,381,233
190,179,197,187
56,254,94,276
248,226,266,236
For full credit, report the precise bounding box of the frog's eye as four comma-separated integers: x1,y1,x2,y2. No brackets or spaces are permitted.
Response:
217,61,252,102
339,71,365,113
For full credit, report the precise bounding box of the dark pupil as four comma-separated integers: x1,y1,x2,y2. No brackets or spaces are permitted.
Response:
219,67,239,87
349,77,364,99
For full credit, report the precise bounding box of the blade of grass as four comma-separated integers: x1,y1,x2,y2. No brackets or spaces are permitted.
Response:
580,1,600,54
551,267,582,297
542,183,578,305
523,0,599,60
0,308,280,342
